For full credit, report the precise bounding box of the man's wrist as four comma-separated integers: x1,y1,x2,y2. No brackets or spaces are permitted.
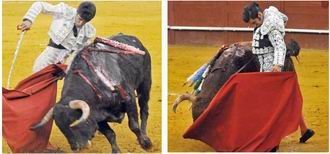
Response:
23,18,32,23
272,64,283,72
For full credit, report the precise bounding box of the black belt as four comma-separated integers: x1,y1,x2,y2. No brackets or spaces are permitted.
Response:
48,39,66,49
48,25,77,50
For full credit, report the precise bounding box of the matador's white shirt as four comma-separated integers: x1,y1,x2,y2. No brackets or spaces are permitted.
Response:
23,2,96,52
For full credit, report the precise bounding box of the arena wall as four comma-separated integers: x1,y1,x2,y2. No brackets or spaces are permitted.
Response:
168,1,329,49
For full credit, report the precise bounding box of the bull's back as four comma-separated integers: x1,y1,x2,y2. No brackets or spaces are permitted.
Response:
107,34,151,88
62,34,150,100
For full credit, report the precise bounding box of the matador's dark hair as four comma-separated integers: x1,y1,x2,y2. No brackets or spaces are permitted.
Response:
242,2,261,23
77,1,96,22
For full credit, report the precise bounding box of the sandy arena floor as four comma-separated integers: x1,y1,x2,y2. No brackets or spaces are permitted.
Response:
168,45,328,152
3,1,161,153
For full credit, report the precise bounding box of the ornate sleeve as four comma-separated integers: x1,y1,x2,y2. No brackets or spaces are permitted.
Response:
23,2,66,23
268,30,286,66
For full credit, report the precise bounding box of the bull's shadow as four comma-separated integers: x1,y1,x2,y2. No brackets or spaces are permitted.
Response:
32,33,152,153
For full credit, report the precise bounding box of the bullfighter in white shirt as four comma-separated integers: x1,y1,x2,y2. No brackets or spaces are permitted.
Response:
18,1,96,72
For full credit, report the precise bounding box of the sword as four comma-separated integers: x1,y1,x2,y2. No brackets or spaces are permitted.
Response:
6,31,25,89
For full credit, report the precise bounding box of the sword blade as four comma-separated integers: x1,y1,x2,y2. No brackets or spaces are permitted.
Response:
6,31,25,89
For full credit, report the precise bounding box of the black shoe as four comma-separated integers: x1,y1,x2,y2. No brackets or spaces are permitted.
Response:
270,145,279,152
299,129,315,143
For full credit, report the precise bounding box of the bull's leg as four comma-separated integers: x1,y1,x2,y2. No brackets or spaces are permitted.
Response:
126,96,152,150
53,105,80,151
98,121,121,153
137,78,151,136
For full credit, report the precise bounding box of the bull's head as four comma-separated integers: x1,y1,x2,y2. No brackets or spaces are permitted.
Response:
207,44,259,76
191,44,260,120
31,100,98,151
173,44,261,121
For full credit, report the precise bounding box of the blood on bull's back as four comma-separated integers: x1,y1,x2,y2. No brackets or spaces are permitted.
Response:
48,34,153,151
65,34,151,101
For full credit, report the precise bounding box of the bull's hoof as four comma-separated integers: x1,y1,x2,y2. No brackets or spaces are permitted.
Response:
112,148,121,153
70,142,80,152
138,135,152,150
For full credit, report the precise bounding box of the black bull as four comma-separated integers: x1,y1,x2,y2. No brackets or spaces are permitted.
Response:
173,40,300,121
32,34,152,152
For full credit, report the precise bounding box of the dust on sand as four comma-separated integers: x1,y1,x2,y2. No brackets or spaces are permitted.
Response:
168,45,328,152
3,1,161,153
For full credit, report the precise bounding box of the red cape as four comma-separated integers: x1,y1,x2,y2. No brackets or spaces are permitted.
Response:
2,64,67,153
183,72,302,152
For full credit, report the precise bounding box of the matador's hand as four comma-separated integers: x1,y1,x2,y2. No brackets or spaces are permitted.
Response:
17,19,32,32
271,65,282,72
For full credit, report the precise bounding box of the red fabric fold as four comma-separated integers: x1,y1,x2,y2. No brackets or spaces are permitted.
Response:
183,72,302,152
2,64,67,153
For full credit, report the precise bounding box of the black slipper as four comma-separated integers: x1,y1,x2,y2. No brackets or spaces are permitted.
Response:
270,145,279,152
299,129,315,143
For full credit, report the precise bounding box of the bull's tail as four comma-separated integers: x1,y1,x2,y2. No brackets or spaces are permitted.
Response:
286,39,300,57
172,93,196,113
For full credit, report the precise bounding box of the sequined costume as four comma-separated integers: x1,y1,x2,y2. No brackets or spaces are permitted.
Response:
252,6,287,72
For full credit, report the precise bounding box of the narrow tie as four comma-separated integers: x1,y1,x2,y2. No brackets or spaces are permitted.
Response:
73,25,78,37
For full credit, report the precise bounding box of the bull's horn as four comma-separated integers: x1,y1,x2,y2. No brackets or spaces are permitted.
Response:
172,93,196,113
172,97,182,113
30,107,54,130
69,100,90,127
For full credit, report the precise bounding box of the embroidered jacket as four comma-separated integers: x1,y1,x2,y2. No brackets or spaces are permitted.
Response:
252,6,288,66
23,2,96,52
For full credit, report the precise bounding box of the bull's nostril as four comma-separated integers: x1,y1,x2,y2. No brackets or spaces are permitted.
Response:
71,142,80,152
72,147,79,152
